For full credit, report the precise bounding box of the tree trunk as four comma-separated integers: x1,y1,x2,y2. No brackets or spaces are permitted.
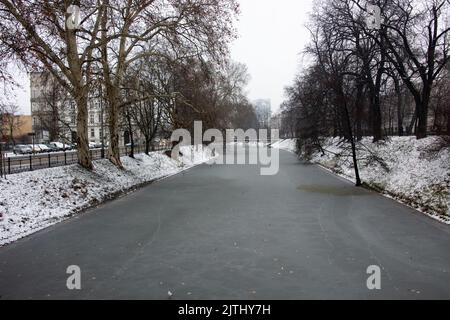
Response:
343,103,362,186
129,132,134,158
394,77,404,136
371,94,383,142
355,83,364,141
9,124,15,145
128,121,134,158
336,84,362,186
100,1,122,169
339,107,351,141
107,87,123,168
76,95,93,170
416,89,430,139
145,138,150,155
407,111,417,136
416,107,428,139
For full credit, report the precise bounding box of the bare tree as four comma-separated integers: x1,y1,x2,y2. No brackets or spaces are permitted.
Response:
355,0,450,139
98,0,239,168
0,0,105,169
430,64,450,134
33,74,75,142
127,62,164,155
300,5,364,185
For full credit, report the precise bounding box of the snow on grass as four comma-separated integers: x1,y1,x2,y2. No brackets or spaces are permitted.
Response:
0,146,215,246
305,136,450,224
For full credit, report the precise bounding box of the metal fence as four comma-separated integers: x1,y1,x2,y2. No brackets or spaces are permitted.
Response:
0,144,170,176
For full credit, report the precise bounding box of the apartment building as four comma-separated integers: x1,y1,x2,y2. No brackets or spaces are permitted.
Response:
30,72,140,146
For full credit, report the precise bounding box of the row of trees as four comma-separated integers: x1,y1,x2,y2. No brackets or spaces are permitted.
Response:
282,0,450,142
281,0,449,185
0,0,256,170
119,57,258,156
33,55,258,156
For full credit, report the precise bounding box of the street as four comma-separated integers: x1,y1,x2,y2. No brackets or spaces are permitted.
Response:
1,147,450,299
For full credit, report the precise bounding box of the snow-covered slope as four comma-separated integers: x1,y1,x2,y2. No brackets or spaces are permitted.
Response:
273,137,450,223
308,137,450,224
0,146,214,246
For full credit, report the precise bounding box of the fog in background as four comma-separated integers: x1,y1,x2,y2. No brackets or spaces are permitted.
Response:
230,0,313,113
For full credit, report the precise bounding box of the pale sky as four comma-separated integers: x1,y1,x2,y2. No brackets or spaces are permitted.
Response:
7,0,314,115
3,65,30,115
230,0,314,114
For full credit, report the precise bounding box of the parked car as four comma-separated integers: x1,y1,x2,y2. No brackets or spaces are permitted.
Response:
38,144,51,153
49,142,67,151
69,143,77,150
28,144,42,154
13,144,32,155
46,144,59,152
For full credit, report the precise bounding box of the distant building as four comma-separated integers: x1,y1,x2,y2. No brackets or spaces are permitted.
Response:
253,99,271,129
0,114,33,145
30,72,140,146
30,72,71,143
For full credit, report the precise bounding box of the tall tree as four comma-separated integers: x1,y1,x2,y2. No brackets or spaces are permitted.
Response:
99,0,239,167
355,0,450,139
0,0,105,169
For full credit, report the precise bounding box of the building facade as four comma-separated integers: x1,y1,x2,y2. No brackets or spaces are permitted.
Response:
0,113,33,145
30,72,139,146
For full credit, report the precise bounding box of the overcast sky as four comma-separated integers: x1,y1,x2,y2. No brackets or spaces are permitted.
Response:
230,0,314,113
5,65,30,115
9,0,314,115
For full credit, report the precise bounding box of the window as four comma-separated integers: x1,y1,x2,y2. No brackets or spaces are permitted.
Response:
90,113,95,124
98,113,102,124
70,114,76,125
91,128,95,138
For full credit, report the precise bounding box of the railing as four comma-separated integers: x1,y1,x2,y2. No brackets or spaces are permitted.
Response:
0,144,170,176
